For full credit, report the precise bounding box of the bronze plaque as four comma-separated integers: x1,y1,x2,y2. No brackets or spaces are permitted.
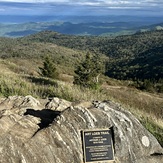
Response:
82,129,114,163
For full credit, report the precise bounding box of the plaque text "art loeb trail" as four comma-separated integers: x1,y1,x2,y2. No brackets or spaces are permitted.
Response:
82,129,114,163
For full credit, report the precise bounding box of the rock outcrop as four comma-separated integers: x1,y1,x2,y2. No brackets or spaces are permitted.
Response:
0,95,162,163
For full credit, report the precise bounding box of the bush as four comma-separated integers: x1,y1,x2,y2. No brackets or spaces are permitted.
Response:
73,53,103,89
39,55,59,79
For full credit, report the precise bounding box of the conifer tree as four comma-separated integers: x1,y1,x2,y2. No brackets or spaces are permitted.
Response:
73,53,103,89
39,55,59,79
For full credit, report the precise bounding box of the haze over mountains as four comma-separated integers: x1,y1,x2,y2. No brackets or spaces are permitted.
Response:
0,15,163,37
0,0,163,37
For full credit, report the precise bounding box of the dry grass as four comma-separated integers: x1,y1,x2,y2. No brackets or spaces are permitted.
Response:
102,85,163,119
100,84,163,146
1,58,162,121
0,59,162,146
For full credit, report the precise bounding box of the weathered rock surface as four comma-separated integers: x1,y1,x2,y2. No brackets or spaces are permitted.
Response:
0,95,162,163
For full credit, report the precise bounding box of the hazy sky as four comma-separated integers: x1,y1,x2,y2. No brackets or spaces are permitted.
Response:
0,0,163,16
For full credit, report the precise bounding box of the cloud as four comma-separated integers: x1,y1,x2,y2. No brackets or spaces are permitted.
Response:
0,0,163,16
0,0,68,2
1,0,163,8
0,8,5,11
69,0,163,10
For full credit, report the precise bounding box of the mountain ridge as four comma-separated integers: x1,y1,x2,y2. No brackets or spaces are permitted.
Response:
0,18,163,37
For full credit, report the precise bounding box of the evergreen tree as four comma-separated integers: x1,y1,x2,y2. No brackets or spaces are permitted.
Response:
73,53,103,89
39,55,59,79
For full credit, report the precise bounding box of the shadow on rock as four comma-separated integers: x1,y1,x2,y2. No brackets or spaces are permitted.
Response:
24,109,61,129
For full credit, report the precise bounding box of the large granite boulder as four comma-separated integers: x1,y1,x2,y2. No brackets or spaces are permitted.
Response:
0,96,162,163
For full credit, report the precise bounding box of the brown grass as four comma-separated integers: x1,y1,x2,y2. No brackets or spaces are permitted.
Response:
0,58,162,145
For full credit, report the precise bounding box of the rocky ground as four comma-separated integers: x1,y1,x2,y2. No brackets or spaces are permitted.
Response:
0,95,162,163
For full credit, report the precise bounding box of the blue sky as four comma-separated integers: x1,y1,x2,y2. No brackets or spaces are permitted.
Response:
0,0,163,16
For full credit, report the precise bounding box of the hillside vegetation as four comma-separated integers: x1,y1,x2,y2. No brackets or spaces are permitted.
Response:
0,30,162,146
21,30,163,88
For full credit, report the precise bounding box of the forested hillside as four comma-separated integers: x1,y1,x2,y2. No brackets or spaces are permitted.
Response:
0,30,163,92
0,36,88,74
21,30,163,58
20,30,163,84
106,45,163,80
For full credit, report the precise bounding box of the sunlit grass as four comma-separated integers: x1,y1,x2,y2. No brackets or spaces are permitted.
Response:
0,59,162,146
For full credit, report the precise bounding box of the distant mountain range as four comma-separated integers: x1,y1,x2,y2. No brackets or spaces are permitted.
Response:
0,15,163,37
136,23,163,33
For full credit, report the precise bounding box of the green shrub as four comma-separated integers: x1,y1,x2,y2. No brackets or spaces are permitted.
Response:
73,53,103,89
39,55,59,79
